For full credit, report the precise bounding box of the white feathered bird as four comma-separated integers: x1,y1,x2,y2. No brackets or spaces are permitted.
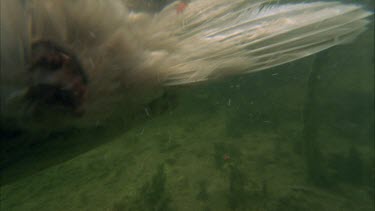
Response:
0,0,372,131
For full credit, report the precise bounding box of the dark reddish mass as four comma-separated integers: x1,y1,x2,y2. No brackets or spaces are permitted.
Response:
27,41,88,114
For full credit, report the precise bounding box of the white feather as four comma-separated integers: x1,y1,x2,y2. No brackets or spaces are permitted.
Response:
0,0,372,124
140,0,372,85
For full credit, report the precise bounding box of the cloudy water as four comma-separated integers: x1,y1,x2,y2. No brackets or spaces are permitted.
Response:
1,0,373,210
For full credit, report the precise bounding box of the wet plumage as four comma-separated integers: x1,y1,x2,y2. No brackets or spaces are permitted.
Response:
0,0,372,131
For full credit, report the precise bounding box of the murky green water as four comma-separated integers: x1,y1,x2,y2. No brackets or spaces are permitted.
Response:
1,1,374,211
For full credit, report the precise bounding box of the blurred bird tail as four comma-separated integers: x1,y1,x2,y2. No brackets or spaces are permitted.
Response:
150,0,372,85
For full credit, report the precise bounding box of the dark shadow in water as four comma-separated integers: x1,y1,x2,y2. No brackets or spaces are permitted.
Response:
0,119,133,186
301,53,329,186
0,91,178,186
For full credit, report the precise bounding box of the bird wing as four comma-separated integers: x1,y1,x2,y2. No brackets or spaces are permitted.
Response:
144,0,372,85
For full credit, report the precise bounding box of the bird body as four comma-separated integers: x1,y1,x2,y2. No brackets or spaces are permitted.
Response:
0,0,372,131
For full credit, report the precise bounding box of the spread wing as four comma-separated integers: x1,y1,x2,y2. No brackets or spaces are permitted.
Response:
143,0,372,85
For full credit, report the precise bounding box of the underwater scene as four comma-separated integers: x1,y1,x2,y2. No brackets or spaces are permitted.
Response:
1,0,374,210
